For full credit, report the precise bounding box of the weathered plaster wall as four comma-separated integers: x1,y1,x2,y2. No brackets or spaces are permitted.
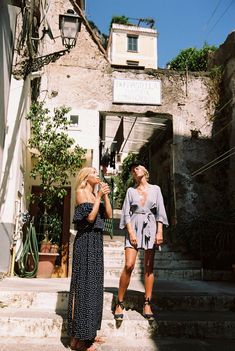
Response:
211,31,235,220
37,0,219,228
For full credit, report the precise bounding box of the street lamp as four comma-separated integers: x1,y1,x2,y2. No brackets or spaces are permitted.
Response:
59,9,82,50
14,9,83,78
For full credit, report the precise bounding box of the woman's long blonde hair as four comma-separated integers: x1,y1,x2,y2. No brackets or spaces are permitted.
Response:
142,166,149,181
75,167,95,191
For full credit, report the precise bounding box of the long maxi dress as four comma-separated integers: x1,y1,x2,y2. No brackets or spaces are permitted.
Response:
67,202,105,341
120,184,169,249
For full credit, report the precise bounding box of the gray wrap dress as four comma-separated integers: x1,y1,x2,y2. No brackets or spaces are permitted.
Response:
120,184,168,250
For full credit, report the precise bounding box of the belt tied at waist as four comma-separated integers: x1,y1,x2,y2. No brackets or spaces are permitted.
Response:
131,210,153,239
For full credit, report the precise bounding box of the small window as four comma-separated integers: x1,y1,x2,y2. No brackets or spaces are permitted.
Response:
70,115,79,126
126,60,139,66
127,35,138,52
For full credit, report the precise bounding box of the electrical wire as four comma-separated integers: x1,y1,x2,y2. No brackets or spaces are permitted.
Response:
192,146,235,177
208,0,234,34
192,146,235,175
196,97,233,133
212,118,233,138
204,0,223,28
192,150,235,177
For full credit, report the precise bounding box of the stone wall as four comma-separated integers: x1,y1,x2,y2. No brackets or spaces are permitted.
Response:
38,0,219,232
211,31,235,221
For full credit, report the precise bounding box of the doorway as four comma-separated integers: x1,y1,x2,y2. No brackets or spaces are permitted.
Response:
99,111,174,229
29,186,71,277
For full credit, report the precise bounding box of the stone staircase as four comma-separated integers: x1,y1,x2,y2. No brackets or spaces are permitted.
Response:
104,234,202,281
0,234,235,350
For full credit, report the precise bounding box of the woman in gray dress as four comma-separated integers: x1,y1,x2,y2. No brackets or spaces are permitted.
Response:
114,163,168,320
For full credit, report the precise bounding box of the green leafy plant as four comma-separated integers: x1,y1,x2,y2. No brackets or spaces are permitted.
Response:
39,213,62,245
109,15,130,31
167,44,217,71
26,102,86,210
113,153,145,208
26,102,86,245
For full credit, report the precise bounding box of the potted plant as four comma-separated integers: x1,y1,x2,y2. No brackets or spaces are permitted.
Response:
38,213,61,252
40,233,52,253
26,102,86,278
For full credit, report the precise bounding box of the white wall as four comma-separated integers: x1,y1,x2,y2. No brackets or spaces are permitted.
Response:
60,108,100,222
0,2,20,178
67,108,100,169
0,77,30,273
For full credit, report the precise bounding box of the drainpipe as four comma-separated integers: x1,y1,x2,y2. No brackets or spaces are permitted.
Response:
185,64,188,97
10,200,21,277
171,143,177,225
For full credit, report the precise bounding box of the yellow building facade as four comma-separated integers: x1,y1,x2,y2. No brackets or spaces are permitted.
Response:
107,23,158,69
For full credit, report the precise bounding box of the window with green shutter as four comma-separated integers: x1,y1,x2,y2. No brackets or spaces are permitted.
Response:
127,35,138,52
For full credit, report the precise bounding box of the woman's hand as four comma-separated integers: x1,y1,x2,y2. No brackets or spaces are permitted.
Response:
129,233,138,248
98,182,110,198
155,231,163,246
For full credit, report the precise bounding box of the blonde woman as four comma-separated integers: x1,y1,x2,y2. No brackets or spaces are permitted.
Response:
114,162,168,321
68,167,112,351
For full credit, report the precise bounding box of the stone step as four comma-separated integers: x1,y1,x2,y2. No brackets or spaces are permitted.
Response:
103,290,235,313
2,336,235,351
104,267,202,280
2,277,235,310
1,289,235,313
104,247,199,261
104,239,175,251
105,258,201,269
1,308,235,339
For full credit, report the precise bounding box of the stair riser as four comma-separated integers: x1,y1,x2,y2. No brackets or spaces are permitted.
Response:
0,291,68,311
104,295,235,314
104,269,233,281
1,317,235,339
156,320,235,339
105,259,201,269
0,316,65,338
1,291,235,313
104,250,194,261
104,269,202,280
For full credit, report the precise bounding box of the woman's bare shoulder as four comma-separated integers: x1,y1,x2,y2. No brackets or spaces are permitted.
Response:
76,189,87,204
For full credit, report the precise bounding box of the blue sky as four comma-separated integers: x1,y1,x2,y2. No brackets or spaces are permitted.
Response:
85,0,235,68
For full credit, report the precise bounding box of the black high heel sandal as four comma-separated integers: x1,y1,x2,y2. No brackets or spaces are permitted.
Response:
114,300,124,320
143,297,155,320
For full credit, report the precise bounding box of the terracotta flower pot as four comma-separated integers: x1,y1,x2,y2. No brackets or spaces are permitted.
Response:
50,244,59,253
40,242,51,253
36,253,59,278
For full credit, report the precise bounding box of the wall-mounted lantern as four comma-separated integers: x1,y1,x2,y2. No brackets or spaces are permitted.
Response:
59,9,82,50
14,9,83,79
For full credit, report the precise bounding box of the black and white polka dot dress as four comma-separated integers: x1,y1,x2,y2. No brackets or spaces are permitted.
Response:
67,202,105,341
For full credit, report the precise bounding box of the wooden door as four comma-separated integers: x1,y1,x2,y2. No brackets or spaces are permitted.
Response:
30,186,71,277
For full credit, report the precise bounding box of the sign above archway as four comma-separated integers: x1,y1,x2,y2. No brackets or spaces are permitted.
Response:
113,78,161,105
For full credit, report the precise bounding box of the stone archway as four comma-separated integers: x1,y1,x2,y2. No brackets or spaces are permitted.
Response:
99,110,174,230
